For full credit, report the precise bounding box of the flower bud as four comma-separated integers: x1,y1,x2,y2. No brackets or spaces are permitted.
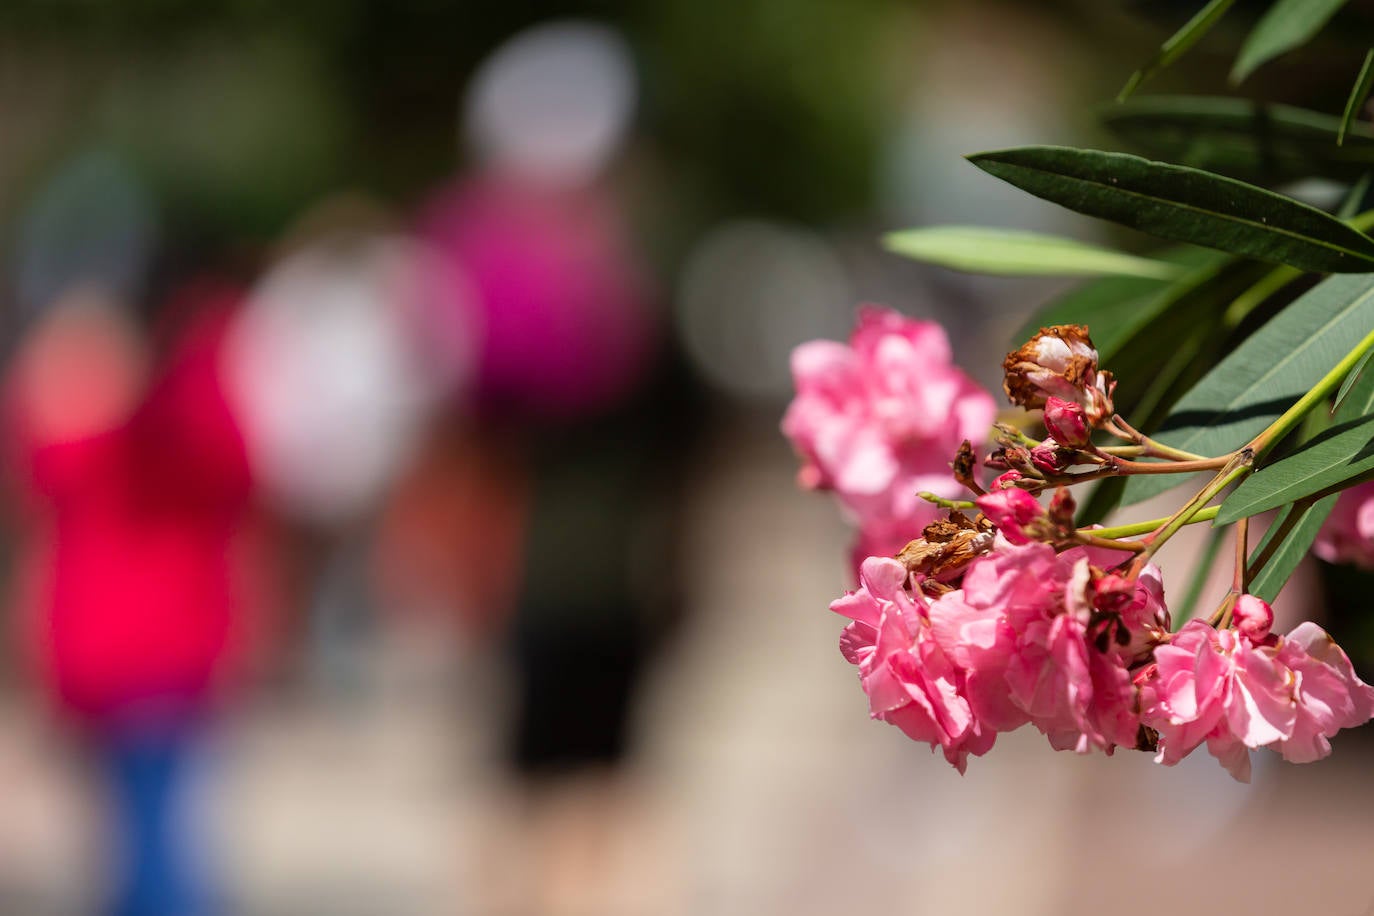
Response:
990,470,1025,491
1233,594,1274,643
1043,396,1091,449
976,488,1045,545
1030,440,1072,475
1048,486,1076,530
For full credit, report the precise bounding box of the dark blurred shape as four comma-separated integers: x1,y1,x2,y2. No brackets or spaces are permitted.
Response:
12,151,158,324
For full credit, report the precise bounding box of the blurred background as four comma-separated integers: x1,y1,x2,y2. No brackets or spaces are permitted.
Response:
0,1,1372,914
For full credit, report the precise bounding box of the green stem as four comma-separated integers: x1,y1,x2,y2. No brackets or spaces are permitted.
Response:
1112,456,1230,474
1221,265,1301,329
1085,505,1220,540
1138,458,1252,564
1247,324,1374,458
1075,532,1144,553
918,492,977,511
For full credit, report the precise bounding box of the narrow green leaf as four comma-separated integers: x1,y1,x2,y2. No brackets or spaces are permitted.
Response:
1101,96,1374,184
881,226,1182,279
1121,273,1374,506
1010,246,1224,351
1247,495,1338,601
1232,0,1349,84
1333,348,1374,410
1217,413,1374,522
1333,343,1374,421
967,146,1374,272
1338,174,1373,219
1340,49,1374,146
1120,0,1241,101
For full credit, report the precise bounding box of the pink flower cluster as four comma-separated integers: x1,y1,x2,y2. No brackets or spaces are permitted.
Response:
782,307,996,565
1314,480,1374,568
1140,598,1374,781
833,536,1374,780
832,538,1167,772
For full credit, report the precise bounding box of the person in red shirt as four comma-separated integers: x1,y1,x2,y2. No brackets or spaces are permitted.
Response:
6,279,259,916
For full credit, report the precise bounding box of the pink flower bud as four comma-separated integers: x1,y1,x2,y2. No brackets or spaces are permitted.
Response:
991,470,1024,490
1030,440,1071,474
1048,486,1076,529
1233,594,1274,643
976,488,1044,545
1043,397,1091,449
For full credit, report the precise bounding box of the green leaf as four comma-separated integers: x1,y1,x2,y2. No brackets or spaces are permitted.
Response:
1247,495,1338,601
1333,342,1374,421
1340,49,1374,146
881,226,1182,279
1232,0,1349,84
1101,96,1374,184
1010,246,1224,352
1340,174,1373,219
1217,413,1374,522
1333,348,1374,410
1121,272,1374,506
967,146,1374,272
1120,0,1241,101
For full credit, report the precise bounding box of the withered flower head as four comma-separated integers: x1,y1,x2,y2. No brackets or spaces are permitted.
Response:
1002,325,1115,423
897,511,995,586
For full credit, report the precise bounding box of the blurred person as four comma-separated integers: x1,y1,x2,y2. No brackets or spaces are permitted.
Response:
4,273,263,916
223,219,461,698
409,19,698,914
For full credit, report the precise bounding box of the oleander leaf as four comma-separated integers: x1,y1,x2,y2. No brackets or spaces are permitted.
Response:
1340,49,1374,145
1120,0,1240,101
1232,0,1349,84
882,226,1182,279
1333,346,1374,425
1217,413,1374,522
967,146,1374,272
1332,348,1374,411
1100,96,1374,184
1010,246,1225,354
1120,272,1374,506
1246,495,1338,601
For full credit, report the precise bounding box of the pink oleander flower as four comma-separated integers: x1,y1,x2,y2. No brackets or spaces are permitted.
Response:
831,556,994,772
1140,602,1374,782
927,540,1162,756
1273,622,1374,764
783,307,996,562
1139,619,1291,782
1314,480,1374,568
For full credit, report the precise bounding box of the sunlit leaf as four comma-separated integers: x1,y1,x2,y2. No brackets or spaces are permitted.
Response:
882,226,1182,279
1120,273,1374,506
967,146,1374,272
1010,246,1225,353
1332,348,1374,410
1232,0,1350,84
1217,413,1374,522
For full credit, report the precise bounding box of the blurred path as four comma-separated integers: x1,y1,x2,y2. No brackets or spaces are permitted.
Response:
1,419,1373,915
